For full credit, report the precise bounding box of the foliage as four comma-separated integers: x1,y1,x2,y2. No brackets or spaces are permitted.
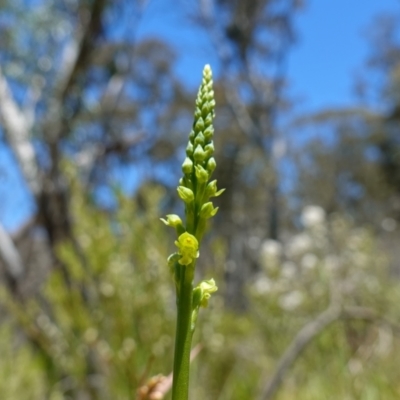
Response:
0,180,399,398
1,175,176,399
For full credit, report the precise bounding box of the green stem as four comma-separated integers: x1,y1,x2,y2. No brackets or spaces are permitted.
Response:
172,265,195,400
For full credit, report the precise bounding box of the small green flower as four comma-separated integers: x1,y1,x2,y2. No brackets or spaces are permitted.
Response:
174,232,200,266
205,180,225,199
160,214,183,228
177,186,195,203
160,214,185,235
199,202,219,219
195,278,218,308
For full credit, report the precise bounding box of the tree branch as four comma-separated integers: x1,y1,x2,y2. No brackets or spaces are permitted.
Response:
0,66,40,195
257,304,342,400
56,0,107,101
0,221,25,291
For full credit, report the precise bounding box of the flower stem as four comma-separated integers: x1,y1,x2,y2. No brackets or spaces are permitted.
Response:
172,265,195,400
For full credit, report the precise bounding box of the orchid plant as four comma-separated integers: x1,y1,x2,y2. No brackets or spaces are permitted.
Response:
161,64,223,400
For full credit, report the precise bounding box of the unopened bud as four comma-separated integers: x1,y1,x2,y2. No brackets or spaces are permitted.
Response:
194,132,205,146
186,142,194,156
177,186,194,203
195,117,205,133
204,142,214,158
206,90,215,102
182,157,193,175
205,180,225,198
195,165,209,183
203,126,214,141
205,114,213,127
206,157,216,174
193,144,206,163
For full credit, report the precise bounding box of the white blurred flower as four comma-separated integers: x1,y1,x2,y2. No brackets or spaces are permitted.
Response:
260,239,282,258
301,253,318,270
259,239,282,270
301,206,326,228
281,261,297,279
279,290,304,311
253,276,272,295
286,233,312,257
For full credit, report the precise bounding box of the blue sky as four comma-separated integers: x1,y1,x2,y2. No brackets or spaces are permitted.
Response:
287,0,399,111
1,0,399,231
136,0,399,109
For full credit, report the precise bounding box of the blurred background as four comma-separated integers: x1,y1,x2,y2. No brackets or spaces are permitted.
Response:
0,0,400,399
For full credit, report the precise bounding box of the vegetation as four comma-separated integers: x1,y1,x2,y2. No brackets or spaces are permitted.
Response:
0,1,399,399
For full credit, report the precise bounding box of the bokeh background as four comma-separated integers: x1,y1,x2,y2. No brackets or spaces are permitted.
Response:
0,0,400,399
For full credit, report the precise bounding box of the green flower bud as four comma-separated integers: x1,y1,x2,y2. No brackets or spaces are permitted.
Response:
201,103,211,119
205,180,225,198
182,157,193,175
174,232,199,265
189,129,195,141
203,126,214,141
160,214,183,228
196,94,202,107
195,117,205,133
177,186,194,203
206,157,216,174
194,132,205,146
204,64,212,77
204,142,214,158
205,180,217,197
206,90,215,102
195,165,209,183
186,142,194,156
205,114,213,127
193,144,206,163
199,202,219,219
